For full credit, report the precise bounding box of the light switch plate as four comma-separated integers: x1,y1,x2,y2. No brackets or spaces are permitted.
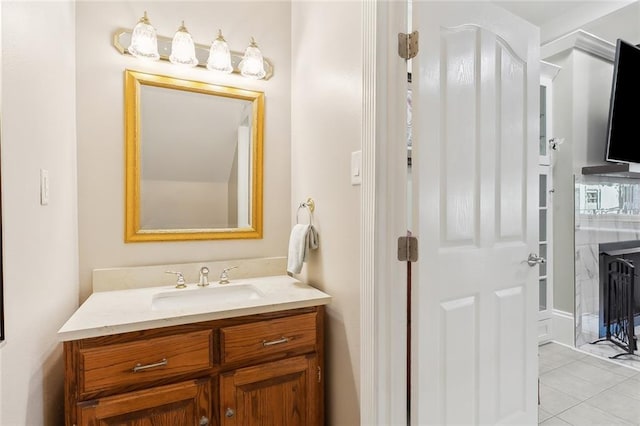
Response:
40,169,49,205
351,150,362,185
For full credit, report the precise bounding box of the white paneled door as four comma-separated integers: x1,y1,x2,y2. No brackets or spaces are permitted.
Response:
411,3,539,424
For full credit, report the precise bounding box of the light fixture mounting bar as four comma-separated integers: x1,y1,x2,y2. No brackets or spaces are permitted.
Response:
113,29,274,80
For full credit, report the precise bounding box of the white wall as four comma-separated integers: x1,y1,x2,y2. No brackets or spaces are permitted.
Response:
547,47,613,316
75,2,291,301
571,51,613,172
548,50,575,316
291,2,362,425
0,2,79,424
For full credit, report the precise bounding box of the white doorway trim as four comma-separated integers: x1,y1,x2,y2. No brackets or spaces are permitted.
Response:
361,1,408,424
360,0,378,424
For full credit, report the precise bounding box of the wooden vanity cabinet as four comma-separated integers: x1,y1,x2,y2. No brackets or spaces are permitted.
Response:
64,306,324,426
220,355,320,425
77,378,212,426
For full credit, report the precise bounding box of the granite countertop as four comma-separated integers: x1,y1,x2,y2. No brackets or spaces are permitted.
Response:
58,275,331,341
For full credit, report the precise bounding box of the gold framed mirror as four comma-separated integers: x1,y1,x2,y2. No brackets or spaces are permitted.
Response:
124,70,263,242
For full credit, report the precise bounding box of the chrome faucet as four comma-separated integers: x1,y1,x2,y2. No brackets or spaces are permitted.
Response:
198,266,210,287
165,271,187,289
219,266,238,284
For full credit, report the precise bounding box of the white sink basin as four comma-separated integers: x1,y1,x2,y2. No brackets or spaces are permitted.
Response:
152,284,263,311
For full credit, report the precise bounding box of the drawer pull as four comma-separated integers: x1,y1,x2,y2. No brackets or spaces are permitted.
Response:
262,336,289,347
132,358,168,372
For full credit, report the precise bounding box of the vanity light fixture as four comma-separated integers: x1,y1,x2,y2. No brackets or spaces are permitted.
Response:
169,21,198,67
239,37,266,80
206,30,233,74
128,11,160,61
116,16,274,79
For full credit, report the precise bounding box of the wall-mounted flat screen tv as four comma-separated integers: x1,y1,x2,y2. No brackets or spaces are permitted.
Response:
606,39,640,164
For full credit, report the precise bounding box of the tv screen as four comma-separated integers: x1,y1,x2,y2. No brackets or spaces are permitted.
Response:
606,39,640,164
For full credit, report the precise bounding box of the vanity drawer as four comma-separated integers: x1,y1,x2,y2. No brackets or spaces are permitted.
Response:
221,313,317,364
79,330,212,395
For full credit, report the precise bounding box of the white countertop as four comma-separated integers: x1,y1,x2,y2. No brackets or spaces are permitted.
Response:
58,275,331,341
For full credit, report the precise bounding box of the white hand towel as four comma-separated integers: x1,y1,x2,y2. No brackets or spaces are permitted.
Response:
287,224,319,274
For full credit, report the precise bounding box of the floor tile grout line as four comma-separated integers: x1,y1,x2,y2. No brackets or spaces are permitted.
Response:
582,394,640,426
539,371,617,399
590,353,640,372
540,381,636,423
579,356,640,374
543,397,584,419
585,383,640,414
537,381,572,399
578,341,640,371
548,357,631,388
539,361,574,376
604,376,640,402
543,415,573,426
539,342,640,425
538,353,593,375
560,365,630,388
555,397,634,426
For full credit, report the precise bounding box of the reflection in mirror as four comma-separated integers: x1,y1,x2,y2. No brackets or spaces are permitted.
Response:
125,70,263,242
577,177,640,216
139,85,252,229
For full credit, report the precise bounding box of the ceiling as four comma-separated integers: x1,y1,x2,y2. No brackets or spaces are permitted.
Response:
494,1,585,27
492,1,638,44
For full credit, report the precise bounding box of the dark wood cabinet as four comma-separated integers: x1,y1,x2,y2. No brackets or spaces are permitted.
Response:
64,307,324,426
77,378,211,426
220,355,320,426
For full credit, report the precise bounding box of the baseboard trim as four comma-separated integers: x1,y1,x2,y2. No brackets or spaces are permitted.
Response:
552,309,574,346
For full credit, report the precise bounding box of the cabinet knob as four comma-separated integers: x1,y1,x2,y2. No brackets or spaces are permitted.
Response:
225,408,235,418
199,416,209,425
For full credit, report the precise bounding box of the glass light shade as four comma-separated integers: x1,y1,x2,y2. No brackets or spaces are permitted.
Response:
239,38,266,80
207,30,233,73
169,21,198,67
128,12,160,60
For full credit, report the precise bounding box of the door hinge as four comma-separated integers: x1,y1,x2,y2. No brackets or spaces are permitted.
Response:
398,236,418,262
317,366,322,383
398,31,419,60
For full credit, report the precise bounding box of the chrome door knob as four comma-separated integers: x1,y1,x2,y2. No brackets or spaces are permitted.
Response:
527,253,546,267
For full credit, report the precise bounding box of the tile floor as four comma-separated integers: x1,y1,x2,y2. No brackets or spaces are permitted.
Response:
539,342,640,425
578,338,640,371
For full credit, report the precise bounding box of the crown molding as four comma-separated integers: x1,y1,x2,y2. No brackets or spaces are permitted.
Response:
540,60,562,81
541,29,616,63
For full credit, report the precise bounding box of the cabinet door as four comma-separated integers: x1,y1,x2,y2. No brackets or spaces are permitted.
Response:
77,378,211,426
220,354,321,426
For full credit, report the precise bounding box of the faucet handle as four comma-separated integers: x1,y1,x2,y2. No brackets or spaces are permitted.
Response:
219,266,238,284
165,271,187,289
198,266,210,287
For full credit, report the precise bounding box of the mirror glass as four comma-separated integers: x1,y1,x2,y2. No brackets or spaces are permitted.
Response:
125,70,263,242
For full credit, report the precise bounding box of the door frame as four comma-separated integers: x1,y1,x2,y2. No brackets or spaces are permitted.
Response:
361,1,408,425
